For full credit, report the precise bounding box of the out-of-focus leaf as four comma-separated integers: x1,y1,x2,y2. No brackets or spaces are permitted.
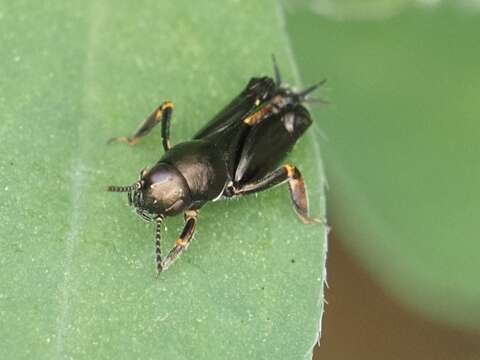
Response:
287,5,480,329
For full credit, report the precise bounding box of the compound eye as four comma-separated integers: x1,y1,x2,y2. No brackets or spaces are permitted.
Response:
140,167,148,178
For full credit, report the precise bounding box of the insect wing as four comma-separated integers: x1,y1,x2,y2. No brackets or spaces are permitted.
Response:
234,104,312,183
193,77,275,140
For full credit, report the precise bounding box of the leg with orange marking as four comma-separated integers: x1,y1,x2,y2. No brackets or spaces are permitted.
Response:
242,102,275,126
160,210,198,271
108,101,174,152
233,164,320,224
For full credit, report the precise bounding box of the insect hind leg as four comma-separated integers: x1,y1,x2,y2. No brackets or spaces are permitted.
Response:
232,164,322,224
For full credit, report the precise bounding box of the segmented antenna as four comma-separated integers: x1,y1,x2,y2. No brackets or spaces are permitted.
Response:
106,181,142,192
155,215,165,273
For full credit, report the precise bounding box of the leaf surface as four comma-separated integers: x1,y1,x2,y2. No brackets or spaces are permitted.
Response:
0,1,328,358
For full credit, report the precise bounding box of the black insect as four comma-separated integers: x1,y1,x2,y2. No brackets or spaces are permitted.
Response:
107,58,325,273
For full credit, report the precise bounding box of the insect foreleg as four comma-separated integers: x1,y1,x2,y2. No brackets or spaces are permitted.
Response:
160,210,199,272
108,101,174,151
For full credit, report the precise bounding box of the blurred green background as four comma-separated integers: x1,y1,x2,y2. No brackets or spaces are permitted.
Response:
285,0,480,358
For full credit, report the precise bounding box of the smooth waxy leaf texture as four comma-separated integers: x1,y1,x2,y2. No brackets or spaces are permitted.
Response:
0,1,327,359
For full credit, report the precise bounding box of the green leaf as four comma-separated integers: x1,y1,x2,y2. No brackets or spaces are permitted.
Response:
0,1,327,359
287,6,480,329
